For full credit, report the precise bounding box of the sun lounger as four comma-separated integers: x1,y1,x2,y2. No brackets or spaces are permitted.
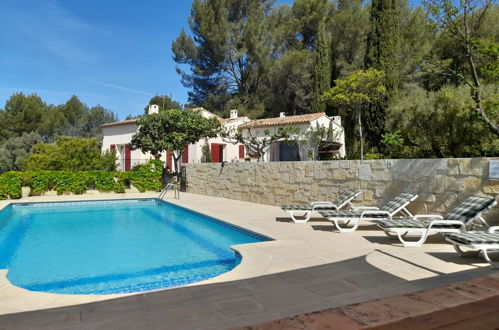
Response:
281,188,362,224
319,192,418,233
445,226,499,269
378,196,496,247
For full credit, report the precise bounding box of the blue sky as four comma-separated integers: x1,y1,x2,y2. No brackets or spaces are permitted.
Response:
1,0,419,120
0,0,202,119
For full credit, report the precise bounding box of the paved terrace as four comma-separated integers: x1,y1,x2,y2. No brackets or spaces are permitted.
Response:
0,192,496,329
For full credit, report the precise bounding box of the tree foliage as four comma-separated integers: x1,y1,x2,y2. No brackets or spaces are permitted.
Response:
0,132,42,173
22,137,117,172
0,93,117,172
172,0,277,112
386,84,499,158
424,0,499,136
363,0,400,147
0,93,117,143
322,69,387,160
144,95,182,114
311,22,332,113
131,109,220,171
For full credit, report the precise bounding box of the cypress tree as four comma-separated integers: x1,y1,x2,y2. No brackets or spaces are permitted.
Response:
311,22,332,113
363,0,400,147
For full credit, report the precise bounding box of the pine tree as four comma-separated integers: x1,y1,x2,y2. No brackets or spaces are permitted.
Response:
363,0,401,147
311,22,332,113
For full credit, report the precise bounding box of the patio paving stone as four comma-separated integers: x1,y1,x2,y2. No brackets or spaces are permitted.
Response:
0,192,496,329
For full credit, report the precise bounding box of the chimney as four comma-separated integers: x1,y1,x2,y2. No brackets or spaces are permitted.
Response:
230,109,238,119
331,116,341,126
148,104,159,115
279,112,286,118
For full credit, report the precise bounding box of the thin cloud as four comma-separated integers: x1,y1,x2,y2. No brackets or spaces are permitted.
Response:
45,0,113,37
11,0,111,66
84,80,154,96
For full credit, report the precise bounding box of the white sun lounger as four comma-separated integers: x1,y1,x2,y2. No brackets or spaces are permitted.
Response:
319,193,418,233
281,188,362,224
378,196,496,247
445,226,499,269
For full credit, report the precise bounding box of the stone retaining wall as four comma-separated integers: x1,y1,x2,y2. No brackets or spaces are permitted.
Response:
184,158,499,221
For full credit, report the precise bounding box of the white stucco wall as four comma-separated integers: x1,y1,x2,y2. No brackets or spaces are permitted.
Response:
102,124,161,171
238,115,346,162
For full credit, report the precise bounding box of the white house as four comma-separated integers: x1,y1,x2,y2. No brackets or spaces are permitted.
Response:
101,106,345,171
101,106,249,171
237,112,346,161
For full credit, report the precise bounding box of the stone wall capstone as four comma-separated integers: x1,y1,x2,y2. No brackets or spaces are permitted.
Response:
183,158,499,222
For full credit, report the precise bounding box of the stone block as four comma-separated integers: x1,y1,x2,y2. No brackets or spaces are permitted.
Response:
359,164,371,181
433,159,449,173
349,160,360,170
339,160,349,169
362,190,374,201
483,183,499,194
332,169,347,181
371,160,387,170
392,159,435,180
393,172,412,183
435,193,458,212
419,194,436,203
459,158,487,176
464,176,481,191
374,186,386,198
346,169,358,179
329,161,340,169
371,170,391,182
444,176,465,192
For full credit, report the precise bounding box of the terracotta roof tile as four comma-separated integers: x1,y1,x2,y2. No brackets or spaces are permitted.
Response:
238,112,326,129
101,118,139,128
219,117,251,125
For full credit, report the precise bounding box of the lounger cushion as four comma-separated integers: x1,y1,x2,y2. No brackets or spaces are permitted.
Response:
320,192,417,218
335,188,361,205
281,188,361,211
380,193,417,213
378,218,462,229
446,232,499,245
444,196,496,224
282,204,338,211
319,210,393,218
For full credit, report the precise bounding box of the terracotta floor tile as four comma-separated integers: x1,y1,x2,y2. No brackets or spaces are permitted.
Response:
405,286,475,308
468,276,499,291
237,309,364,330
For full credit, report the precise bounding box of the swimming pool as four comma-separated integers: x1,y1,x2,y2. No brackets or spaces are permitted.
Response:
0,199,270,294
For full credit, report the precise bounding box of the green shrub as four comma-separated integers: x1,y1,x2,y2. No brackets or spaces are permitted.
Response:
364,153,383,160
52,171,88,195
0,172,23,200
0,159,163,199
29,171,54,194
119,159,163,192
87,171,124,193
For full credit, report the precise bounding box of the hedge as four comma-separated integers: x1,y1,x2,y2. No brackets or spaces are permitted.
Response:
0,160,164,200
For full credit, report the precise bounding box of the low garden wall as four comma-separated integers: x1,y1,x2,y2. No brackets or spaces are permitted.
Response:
184,158,499,220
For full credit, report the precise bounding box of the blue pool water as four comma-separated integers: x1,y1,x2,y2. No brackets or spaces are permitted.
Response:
0,199,270,294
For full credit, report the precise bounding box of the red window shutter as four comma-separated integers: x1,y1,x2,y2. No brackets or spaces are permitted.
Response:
182,144,189,163
211,143,221,163
125,144,131,171
239,145,245,158
166,150,172,170
110,144,116,152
